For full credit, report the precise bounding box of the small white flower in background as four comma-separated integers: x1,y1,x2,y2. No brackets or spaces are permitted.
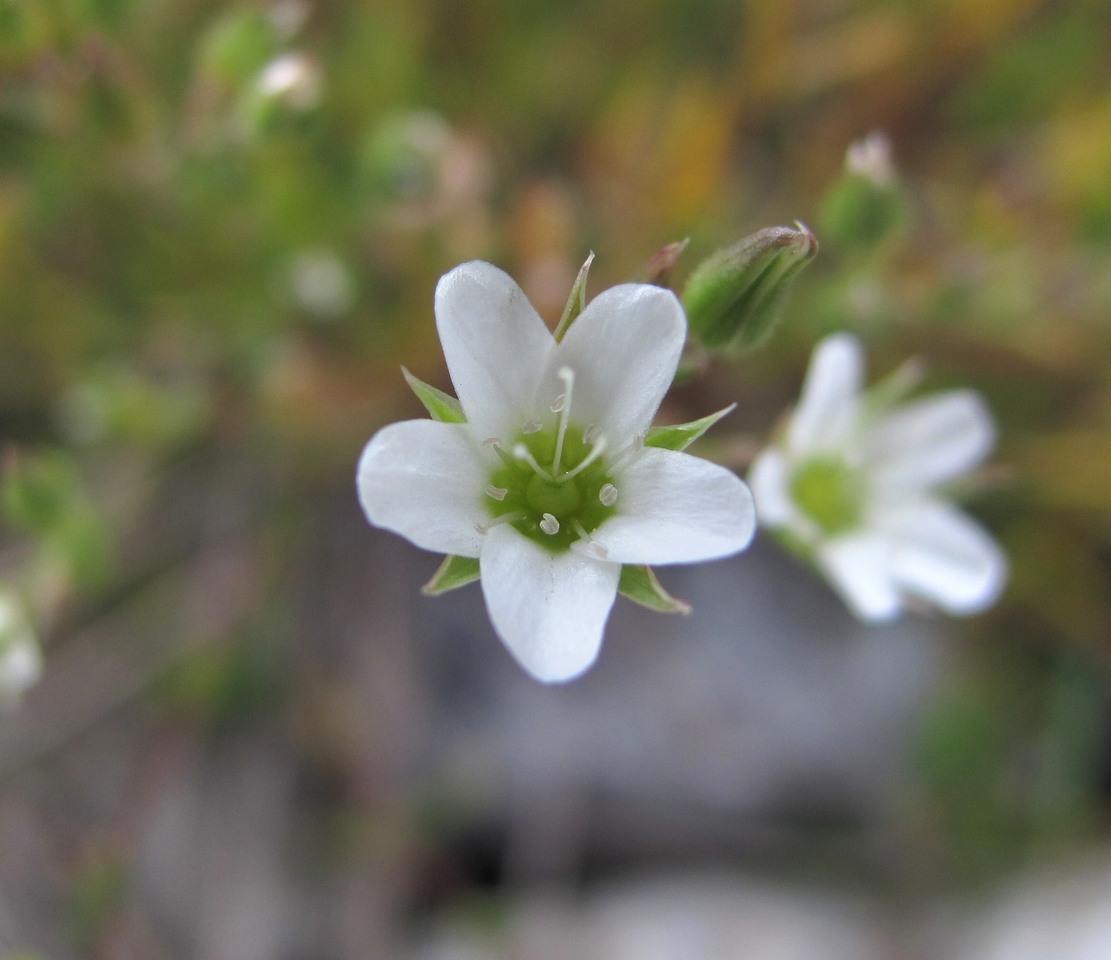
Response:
357,261,756,683
0,589,42,710
749,332,1007,623
256,52,322,111
287,249,355,319
845,131,896,188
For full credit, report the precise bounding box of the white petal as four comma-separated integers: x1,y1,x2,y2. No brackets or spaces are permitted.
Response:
815,533,902,622
874,498,1007,615
866,390,996,499
435,261,555,441
594,448,756,565
787,333,864,456
546,283,685,446
357,419,488,558
748,448,795,527
479,524,621,683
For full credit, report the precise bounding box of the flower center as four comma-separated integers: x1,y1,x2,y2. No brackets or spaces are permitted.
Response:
477,367,621,555
789,456,865,536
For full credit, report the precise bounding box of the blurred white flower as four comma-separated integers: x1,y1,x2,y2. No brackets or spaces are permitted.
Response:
750,333,1006,622
256,52,322,110
287,249,355,319
0,589,42,709
845,131,895,188
357,261,755,682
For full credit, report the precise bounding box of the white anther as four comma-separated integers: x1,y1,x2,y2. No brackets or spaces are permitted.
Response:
571,519,609,558
583,423,600,445
599,483,618,506
485,485,508,501
482,437,502,449
550,394,566,413
539,513,560,535
522,419,543,434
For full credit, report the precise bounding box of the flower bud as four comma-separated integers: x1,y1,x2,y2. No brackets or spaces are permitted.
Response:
239,51,323,137
819,132,907,252
682,223,818,353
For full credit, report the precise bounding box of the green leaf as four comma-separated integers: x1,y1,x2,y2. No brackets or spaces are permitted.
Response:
645,403,736,451
402,367,466,423
618,565,691,614
421,555,480,595
553,251,595,342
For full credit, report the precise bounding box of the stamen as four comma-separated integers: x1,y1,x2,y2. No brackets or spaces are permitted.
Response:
485,485,508,501
539,513,560,535
599,483,618,506
558,434,607,482
513,443,555,481
551,367,574,474
474,511,524,534
572,519,609,559
583,423,600,445
522,419,543,434
609,435,644,474
483,440,517,471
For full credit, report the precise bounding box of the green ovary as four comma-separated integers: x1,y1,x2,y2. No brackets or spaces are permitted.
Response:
789,456,865,536
486,422,618,553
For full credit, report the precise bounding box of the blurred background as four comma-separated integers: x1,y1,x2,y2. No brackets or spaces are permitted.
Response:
1,0,1110,957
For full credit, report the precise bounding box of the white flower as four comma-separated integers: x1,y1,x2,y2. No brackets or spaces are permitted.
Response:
357,261,756,682
845,131,895,188
256,52,322,110
0,589,42,710
749,332,1007,622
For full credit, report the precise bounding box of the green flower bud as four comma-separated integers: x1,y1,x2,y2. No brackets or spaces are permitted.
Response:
238,52,322,139
819,132,907,252
682,223,818,354
198,9,279,88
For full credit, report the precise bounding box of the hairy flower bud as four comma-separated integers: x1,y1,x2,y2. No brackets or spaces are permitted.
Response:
682,223,817,354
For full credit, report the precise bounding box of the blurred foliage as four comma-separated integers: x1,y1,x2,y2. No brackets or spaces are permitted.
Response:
2,0,1111,948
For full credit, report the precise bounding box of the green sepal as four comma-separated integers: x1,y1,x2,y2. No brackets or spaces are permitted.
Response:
553,252,595,342
421,555,480,595
618,565,691,614
683,223,818,355
860,356,925,418
402,367,466,423
645,403,736,452
819,171,906,253
635,239,689,287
